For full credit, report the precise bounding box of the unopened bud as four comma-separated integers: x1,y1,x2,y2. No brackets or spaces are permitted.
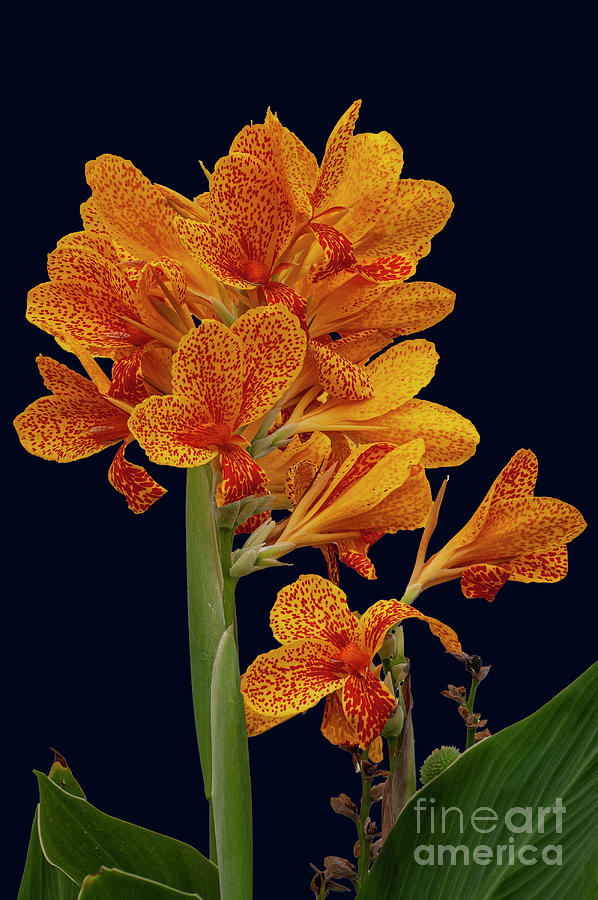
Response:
382,703,404,738
379,631,397,660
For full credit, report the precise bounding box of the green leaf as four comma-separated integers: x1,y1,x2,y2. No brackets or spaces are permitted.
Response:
210,626,252,900
359,662,598,900
36,772,220,900
18,810,79,900
78,867,204,898
18,755,86,900
186,465,226,800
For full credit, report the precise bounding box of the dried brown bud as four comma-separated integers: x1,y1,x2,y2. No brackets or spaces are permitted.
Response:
474,728,491,742
442,684,467,703
330,794,359,821
328,883,351,893
476,665,492,683
465,654,483,675
370,781,387,804
323,857,357,881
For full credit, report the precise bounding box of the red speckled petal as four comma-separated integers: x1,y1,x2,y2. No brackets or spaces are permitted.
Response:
85,154,185,262
216,445,269,507
360,598,462,657
177,219,249,287
127,395,218,468
321,690,384,760
171,320,243,425
310,278,455,338
333,131,405,242
14,392,127,463
311,342,373,400
242,641,348,718
210,153,295,270
270,574,360,650
36,355,100,400
231,305,307,425
464,497,587,562
109,349,148,406
510,545,569,583
353,255,415,283
311,101,361,212
492,449,538,501
335,531,384,580
341,669,396,749
235,511,273,536
348,399,480,468
108,439,167,514
309,223,356,281
461,564,511,602
354,179,454,259
262,282,308,330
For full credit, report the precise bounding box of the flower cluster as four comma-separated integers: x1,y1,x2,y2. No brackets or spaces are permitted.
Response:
15,103,586,757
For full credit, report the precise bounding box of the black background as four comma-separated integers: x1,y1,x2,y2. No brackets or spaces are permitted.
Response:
5,8,595,898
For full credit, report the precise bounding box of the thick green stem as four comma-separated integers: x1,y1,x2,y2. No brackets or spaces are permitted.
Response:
186,466,225,807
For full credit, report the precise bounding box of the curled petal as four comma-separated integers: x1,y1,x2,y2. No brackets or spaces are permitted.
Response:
242,641,347,718
461,564,511,602
108,439,166,514
311,101,361,212
270,574,360,650
359,598,462,657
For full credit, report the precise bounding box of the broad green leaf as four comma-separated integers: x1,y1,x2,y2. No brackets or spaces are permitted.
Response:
18,755,86,900
78,867,203,898
359,662,598,900
36,772,220,900
186,465,226,800
210,626,252,900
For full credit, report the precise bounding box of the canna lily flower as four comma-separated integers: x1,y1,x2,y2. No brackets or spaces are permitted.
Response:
85,154,216,297
14,355,166,514
128,305,306,507
175,152,307,322
282,338,480,469
411,449,587,600
27,235,193,358
242,575,461,753
268,439,433,579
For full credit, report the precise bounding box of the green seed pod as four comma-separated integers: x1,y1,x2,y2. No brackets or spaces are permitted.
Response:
420,746,461,784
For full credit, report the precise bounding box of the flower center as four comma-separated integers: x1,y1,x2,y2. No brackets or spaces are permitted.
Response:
243,259,270,284
337,641,371,677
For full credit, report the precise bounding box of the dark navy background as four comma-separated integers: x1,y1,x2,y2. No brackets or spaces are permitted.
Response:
5,9,594,897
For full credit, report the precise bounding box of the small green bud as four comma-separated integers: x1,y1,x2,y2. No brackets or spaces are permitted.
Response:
379,631,397,660
420,746,460,784
382,703,405,738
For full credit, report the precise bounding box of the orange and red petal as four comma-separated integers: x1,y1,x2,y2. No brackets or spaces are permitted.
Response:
14,393,128,463
85,154,184,262
176,219,249,287
335,531,384,580
354,178,453,259
510,545,569,582
359,598,463,657
341,669,396,749
109,349,148,406
311,101,361,212
269,574,361,650
261,282,308,331
127,395,218,468
108,440,167,514
461,564,511,602
171,320,244,425
242,641,348,718
216,445,270,507
231,305,307,425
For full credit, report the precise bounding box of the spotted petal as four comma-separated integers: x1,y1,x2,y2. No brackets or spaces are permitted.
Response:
108,439,166,514
270,574,360,650
359,598,462,657
341,669,396,749
242,641,347,718
216,445,269,507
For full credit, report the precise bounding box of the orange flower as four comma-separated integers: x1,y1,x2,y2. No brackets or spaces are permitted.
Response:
128,305,306,507
175,152,307,322
283,339,480,469
269,439,433,579
412,449,587,600
27,235,193,358
14,355,165,514
242,575,461,753
85,154,215,297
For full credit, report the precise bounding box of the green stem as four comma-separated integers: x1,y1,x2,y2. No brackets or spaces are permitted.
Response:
185,466,225,811
465,679,479,750
357,750,373,887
